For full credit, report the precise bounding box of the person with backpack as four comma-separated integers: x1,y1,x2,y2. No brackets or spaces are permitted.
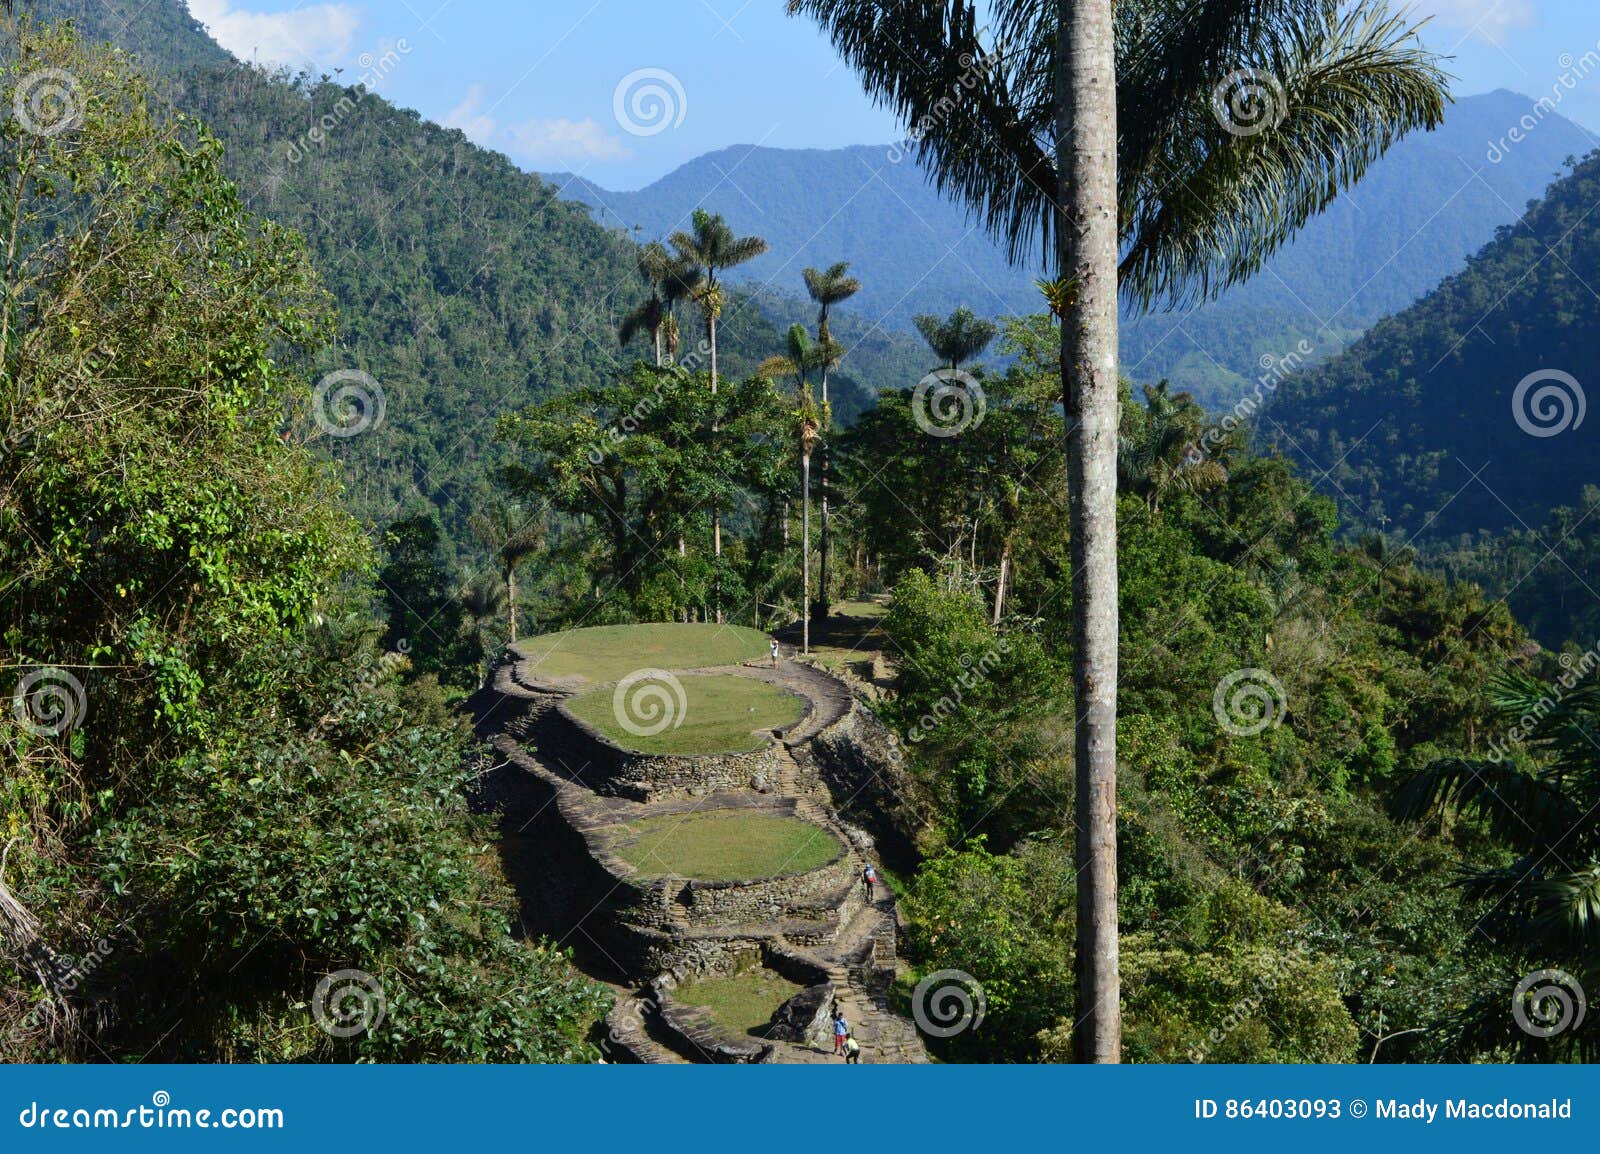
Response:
832,1010,849,1055
862,862,878,902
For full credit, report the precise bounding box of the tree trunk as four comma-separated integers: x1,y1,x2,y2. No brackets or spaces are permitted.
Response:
992,540,1011,627
801,451,811,656
710,310,723,622
507,565,518,644
815,365,831,624
1058,0,1122,1064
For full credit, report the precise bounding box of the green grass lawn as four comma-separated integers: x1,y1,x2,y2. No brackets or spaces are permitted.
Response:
567,673,805,754
611,810,840,880
513,623,770,685
674,969,806,1037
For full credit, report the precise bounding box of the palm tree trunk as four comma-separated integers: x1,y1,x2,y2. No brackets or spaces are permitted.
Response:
710,309,723,623
993,539,1011,627
507,565,518,644
815,366,831,624
802,451,812,655
1058,0,1122,1063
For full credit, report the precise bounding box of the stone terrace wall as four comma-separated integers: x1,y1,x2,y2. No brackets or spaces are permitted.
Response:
806,699,931,870
532,701,781,801
671,853,853,926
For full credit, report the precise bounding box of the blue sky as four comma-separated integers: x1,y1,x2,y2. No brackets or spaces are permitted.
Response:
187,1,1600,190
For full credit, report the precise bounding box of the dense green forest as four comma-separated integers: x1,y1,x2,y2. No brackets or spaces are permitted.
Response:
4,4,1598,1067
1266,147,1600,541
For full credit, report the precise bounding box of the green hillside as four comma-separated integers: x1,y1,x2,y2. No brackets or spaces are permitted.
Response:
1266,147,1600,541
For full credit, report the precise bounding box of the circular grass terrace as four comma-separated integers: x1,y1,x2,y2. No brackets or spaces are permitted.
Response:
610,810,840,881
566,673,805,755
673,969,806,1037
513,623,770,686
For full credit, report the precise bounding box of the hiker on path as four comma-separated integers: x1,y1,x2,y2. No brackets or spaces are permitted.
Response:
862,862,878,903
770,638,781,668
843,1033,861,1064
832,1010,849,1055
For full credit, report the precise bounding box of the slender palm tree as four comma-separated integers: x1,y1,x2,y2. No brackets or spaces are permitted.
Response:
670,210,767,618
790,0,1447,1062
670,211,768,394
619,241,701,366
469,504,544,644
913,306,998,372
802,262,862,624
760,324,833,654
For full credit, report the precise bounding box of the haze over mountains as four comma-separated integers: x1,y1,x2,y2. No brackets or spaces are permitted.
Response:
547,91,1597,406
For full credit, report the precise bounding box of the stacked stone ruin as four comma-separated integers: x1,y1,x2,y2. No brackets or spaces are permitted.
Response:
473,644,929,1064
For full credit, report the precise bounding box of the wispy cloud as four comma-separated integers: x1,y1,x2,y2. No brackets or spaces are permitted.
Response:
505,118,630,164
444,84,497,147
187,0,361,70
444,86,631,167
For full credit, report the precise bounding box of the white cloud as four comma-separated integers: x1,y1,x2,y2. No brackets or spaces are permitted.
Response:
444,84,497,147
504,118,630,164
187,0,360,70
444,88,630,167
1406,0,1536,41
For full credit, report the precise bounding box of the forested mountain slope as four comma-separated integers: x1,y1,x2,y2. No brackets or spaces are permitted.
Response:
38,0,894,555
1266,147,1600,543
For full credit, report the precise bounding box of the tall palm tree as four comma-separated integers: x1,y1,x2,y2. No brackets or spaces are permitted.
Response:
913,306,998,372
619,241,701,366
670,210,767,618
469,504,544,644
790,0,1447,1062
802,262,862,624
670,211,768,395
760,324,833,655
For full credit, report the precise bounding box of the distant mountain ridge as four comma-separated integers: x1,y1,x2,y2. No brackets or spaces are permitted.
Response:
546,91,1597,407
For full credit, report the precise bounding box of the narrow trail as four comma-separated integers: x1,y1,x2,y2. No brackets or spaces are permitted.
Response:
476,640,927,1065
